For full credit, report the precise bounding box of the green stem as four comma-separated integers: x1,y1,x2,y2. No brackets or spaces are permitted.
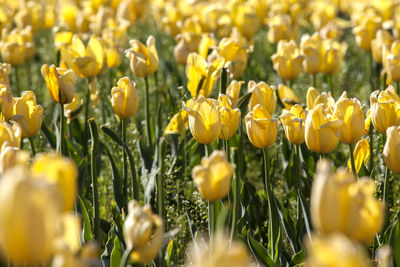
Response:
294,145,301,221
88,118,100,240
396,82,400,94
15,66,20,95
263,148,275,257
383,166,389,206
369,126,374,178
312,74,317,88
231,146,240,241
327,74,333,94
144,76,152,148
205,143,212,157
157,138,166,220
121,118,128,201
220,67,228,95
84,79,91,154
208,201,215,238
58,102,67,156
223,140,230,163
349,143,357,176
28,137,36,156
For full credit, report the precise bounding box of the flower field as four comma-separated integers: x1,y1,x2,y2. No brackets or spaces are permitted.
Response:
0,0,399,266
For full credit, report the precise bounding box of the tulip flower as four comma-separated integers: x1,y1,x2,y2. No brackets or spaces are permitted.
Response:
0,144,28,175
125,35,158,78
41,64,76,104
226,80,244,107
0,121,22,149
0,62,10,86
267,15,297,44
0,84,14,121
305,233,371,267
369,86,400,134
218,95,241,140
188,232,256,267
0,166,63,265
319,39,347,74
231,2,259,40
383,126,400,173
309,1,337,30
300,33,323,75
174,32,201,65
31,153,78,211
352,14,381,51
311,159,384,243
11,91,43,138
183,96,221,144
245,104,279,149
277,84,300,108
348,138,370,174
305,104,343,154
306,87,335,110
164,110,188,135
123,200,164,263
280,105,306,145
54,31,74,50
64,94,80,123
192,150,234,201
111,77,139,119
248,81,277,115
334,98,365,144
271,40,304,80
371,30,393,64
384,41,400,83
60,35,104,78
0,27,35,66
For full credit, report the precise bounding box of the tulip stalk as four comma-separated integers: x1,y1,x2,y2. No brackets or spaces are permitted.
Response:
84,79,92,154
349,143,357,176
144,76,152,148
58,101,67,156
28,137,36,156
369,126,374,178
121,118,128,200
88,118,100,240
205,144,215,237
312,74,317,88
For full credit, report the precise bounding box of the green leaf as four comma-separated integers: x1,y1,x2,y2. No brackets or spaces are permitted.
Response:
166,239,174,265
247,234,276,267
389,216,400,265
78,196,93,242
291,248,306,265
110,237,123,267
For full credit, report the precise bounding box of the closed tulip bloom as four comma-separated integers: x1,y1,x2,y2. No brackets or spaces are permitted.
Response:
0,144,29,174
305,104,343,154
183,96,221,144
334,98,365,144
218,95,241,140
60,35,104,78
123,200,164,263
31,153,78,211
248,81,277,115
306,87,335,110
125,35,158,78
371,30,393,64
226,80,244,107
11,91,43,138
232,3,259,40
369,86,400,133
384,41,400,83
64,94,80,123
192,151,234,201
41,64,76,104
0,84,14,121
348,138,370,174
271,40,304,80
278,84,300,108
267,15,296,44
174,33,201,65
280,105,306,145
352,15,381,51
0,63,11,86
111,77,139,119
245,104,279,149
306,234,371,267
0,166,62,265
311,159,384,243
213,37,248,79
300,33,323,75
383,126,400,173
319,39,347,74
1,42,26,66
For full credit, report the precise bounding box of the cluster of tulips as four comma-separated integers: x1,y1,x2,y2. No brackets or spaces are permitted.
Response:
0,0,400,266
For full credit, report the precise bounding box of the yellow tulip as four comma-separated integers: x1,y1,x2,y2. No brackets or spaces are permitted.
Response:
245,104,279,149
311,159,384,243
64,94,80,124
348,138,370,174
0,62,10,86
280,105,306,145
187,232,256,267
320,21,343,40
267,14,297,44
198,33,217,59
41,64,76,104
0,166,63,265
125,35,158,78
271,40,304,80
384,41,400,83
365,109,372,134
1,40,26,66
306,87,335,110
277,84,300,108
123,200,164,264
369,86,400,134
105,46,121,69
183,96,221,144
353,14,381,51
11,91,43,138
383,126,400,173
192,150,234,201
164,99,194,135
231,2,259,40
226,80,244,107
31,153,78,211
61,35,104,78
305,233,371,267
309,1,337,30
186,53,224,98
334,98,365,144
305,104,343,154
218,95,241,140
0,84,14,121
53,213,81,254
54,31,73,50
319,39,347,74
300,33,323,75
371,30,393,64
0,144,28,174
0,121,21,149
111,77,139,119
248,81,277,115
174,32,201,65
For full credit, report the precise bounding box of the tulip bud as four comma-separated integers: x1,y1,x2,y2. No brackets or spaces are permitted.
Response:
280,105,306,145
248,81,277,115
352,15,381,51
174,33,201,65
300,33,322,75
183,96,221,144
41,64,76,104
271,40,304,80
213,37,248,79
233,3,259,40
226,80,244,107
64,94,80,123
0,166,63,264
334,98,365,144
11,91,43,138
311,159,384,243
348,138,370,174
306,87,335,110
277,84,300,108
319,39,346,74
369,86,400,133
0,84,14,121
305,104,343,154
245,104,279,149
111,77,139,119
125,35,159,78
371,30,393,64
123,200,164,263
218,95,241,140
192,150,234,201
0,63,11,86
31,153,78,211
384,41,400,83
267,15,296,44
383,126,400,173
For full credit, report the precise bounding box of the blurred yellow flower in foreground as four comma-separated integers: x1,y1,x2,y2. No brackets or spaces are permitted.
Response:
383,126,400,173
0,144,28,174
192,150,233,201
311,159,384,243
0,121,21,149
280,104,306,145
111,77,139,119
123,200,164,264
125,35,158,78
271,40,303,80
41,64,76,104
